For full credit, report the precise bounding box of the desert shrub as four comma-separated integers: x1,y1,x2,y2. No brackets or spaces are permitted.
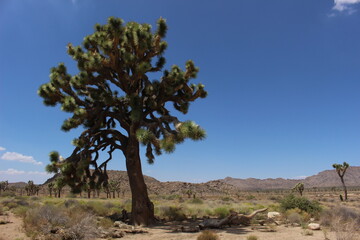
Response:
98,217,113,229
64,199,79,208
320,206,360,240
80,201,109,216
320,206,360,227
0,191,16,197
24,204,68,237
280,194,321,216
62,212,99,240
13,205,30,218
24,204,99,240
189,198,204,204
104,202,115,209
197,230,219,240
247,235,259,240
161,206,187,221
213,207,230,219
285,208,310,225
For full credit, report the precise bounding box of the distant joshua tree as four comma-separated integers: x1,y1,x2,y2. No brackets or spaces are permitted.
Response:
48,182,55,197
332,162,349,201
0,181,9,194
25,181,37,196
292,183,305,196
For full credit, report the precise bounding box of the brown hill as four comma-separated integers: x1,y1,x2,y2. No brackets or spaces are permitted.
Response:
222,166,360,190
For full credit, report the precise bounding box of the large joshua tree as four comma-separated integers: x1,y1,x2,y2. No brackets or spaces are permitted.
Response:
39,17,207,225
332,162,349,201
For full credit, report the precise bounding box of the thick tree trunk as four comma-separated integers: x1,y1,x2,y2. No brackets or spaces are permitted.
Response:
125,132,155,226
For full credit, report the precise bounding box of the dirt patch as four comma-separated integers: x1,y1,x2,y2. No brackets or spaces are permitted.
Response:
0,212,30,240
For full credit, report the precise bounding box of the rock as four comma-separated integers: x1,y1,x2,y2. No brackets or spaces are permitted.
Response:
308,223,321,230
111,229,125,238
267,212,281,219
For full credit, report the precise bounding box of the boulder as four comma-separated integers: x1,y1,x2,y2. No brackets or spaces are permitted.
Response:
308,223,321,230
267,212,281,219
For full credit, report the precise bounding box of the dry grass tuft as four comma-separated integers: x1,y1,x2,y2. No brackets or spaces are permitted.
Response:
197,230,219,240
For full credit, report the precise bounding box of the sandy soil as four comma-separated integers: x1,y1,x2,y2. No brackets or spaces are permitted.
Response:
0,213,338,240
0,212,30,240
119,225,336,240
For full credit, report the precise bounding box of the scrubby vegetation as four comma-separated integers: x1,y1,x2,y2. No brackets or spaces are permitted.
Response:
279,194,322,216
1,184,360,239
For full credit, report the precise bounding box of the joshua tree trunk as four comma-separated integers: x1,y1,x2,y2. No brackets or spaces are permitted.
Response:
340,177,348,201
125,130,155,226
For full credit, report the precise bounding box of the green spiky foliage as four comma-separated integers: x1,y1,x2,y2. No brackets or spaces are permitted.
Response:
292,182,304,196
39,17,206,225
332,162,350,201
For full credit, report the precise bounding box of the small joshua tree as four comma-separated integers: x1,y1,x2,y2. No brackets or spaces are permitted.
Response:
332,162,349,201
292,182,305,196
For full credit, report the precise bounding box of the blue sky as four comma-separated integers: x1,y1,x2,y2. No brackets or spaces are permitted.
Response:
1,0,360,184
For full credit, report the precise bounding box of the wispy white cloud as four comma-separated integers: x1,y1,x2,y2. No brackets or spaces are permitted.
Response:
0,169,53,184
0,146,5,151
1,152,42,165
332,0,360,13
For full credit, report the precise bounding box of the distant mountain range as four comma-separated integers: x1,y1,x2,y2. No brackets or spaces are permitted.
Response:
10,166,360,193
221,166,360,190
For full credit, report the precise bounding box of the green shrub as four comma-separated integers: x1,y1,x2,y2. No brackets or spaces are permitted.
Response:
80,201,109,216
213,207,230,219
197,230,219,240
280,194,321,216
162,206,187,221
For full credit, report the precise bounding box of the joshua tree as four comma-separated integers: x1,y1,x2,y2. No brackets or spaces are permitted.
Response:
332,162,350,201
40,17,206,225
0,181,8,194
292,182,305,196
25,181,37,196
54,177,66,198
48,182,54,197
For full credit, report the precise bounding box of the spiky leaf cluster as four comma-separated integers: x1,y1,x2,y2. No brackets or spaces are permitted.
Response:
40,17,207,190
332,162,349,177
